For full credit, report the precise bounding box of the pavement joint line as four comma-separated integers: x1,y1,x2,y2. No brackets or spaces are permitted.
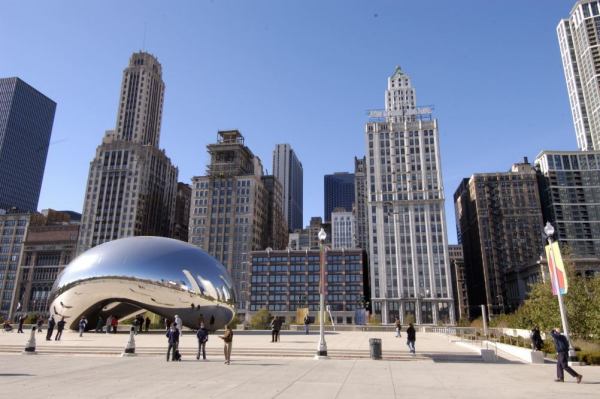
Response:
386,359,398,399
333,359,357,399
271,356,323,399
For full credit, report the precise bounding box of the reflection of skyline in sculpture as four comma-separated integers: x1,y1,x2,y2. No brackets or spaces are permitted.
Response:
48,236,236,331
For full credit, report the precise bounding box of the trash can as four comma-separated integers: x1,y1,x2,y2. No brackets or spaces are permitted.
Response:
369,338,382,360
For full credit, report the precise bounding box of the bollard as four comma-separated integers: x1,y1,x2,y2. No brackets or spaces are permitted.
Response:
121,327,136,357
23,326,37,354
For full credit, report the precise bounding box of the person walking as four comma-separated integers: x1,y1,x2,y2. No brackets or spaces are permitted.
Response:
78,316,88,337
105,315,112,334
166,323,180,362
530,326,543,351
406,323,416,354
17,314,25,333
55,317,66,341
303,313,310,335
46,315,56,341
550,328,582,383
36,316,44,333
219,326,233,364
271,317,282,342
145,316,151,332
111,315,118,333
394,318,402,338
95,315,104,333
133,316,140,335
196,322,209,360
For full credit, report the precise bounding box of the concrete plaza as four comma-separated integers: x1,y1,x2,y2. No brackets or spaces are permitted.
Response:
0,330,598,398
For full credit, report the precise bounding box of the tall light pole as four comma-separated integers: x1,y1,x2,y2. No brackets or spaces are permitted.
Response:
316,227,328,358
544,222,577,361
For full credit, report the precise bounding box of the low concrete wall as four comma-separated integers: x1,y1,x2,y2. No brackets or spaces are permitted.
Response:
485,341,545,364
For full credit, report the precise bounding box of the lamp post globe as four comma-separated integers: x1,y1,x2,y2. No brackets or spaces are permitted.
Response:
544,222,555,238
316,227,328,358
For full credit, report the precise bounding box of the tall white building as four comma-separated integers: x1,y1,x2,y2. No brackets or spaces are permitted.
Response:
558,0,600,151
331,208,356,249
78,52,178,254
273,144,303,231
365,66,454,325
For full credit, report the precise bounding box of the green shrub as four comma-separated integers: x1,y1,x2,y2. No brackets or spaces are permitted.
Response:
577,351,600,365
227,315,240,330
368,314,382,325
249,308,272,330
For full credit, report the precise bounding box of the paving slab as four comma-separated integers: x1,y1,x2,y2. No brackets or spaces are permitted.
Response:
0,330,598,398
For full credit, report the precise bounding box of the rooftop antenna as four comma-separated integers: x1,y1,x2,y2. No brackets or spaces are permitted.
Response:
142,22,147,51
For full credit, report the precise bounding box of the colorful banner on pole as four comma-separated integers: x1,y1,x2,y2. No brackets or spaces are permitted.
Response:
546,242,568,295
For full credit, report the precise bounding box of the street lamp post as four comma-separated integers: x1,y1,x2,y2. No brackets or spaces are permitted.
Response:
316,228,328,358
544,222,577,361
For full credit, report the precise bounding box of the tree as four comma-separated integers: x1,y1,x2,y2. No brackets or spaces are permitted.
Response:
506,253,600,338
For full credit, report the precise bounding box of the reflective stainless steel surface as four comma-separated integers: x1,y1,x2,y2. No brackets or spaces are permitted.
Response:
49,236,236,331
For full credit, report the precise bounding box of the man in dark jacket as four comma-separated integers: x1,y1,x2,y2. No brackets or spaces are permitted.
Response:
166,323,180,361
196,322,209,360
406,323,416,354
55,317,66,341
46,316,56,341
550,328,582,383
271,317,283,342
17,315,25,333
303,314,310,335
145,316,151,332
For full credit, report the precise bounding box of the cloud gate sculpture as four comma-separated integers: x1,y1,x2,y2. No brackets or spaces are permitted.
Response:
49,236,236,331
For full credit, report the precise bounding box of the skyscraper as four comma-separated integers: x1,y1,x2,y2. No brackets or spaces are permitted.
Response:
0,78,56,212
189,130,270,311
324,172,355,222
261,175,288,250
331,208,356,249
354,156,369,252
365,66,454,324
536,150,600,259
558,1,600,151
77,52,178,254
273,144,303,231
454,159,544,317
173,182,191,242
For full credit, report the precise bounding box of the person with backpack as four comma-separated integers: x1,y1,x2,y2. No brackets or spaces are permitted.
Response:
271,316,283,342
166,323,180,362
530,326,543,351
78,316,88,337
394,318,402,338
196,322,209,360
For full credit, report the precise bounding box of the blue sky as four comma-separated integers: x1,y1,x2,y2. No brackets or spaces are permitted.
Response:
0,0,577,244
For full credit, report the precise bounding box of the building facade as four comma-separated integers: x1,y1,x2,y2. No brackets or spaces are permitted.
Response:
365,66,454,325
173,182,191,242
354,156,369,253
189,130,270,311
331,208,356,249
0,210,30,319
11,210,79,318
454,160,544,317
536,150,600,259
77,52,178,254
273,144,303,232
558,0,600,151
448,244,469,321
248,249,368,324
261,175,288,250
0,78,56,212
324,173,355,222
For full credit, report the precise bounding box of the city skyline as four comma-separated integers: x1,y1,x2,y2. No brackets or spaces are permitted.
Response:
0,1,578,244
